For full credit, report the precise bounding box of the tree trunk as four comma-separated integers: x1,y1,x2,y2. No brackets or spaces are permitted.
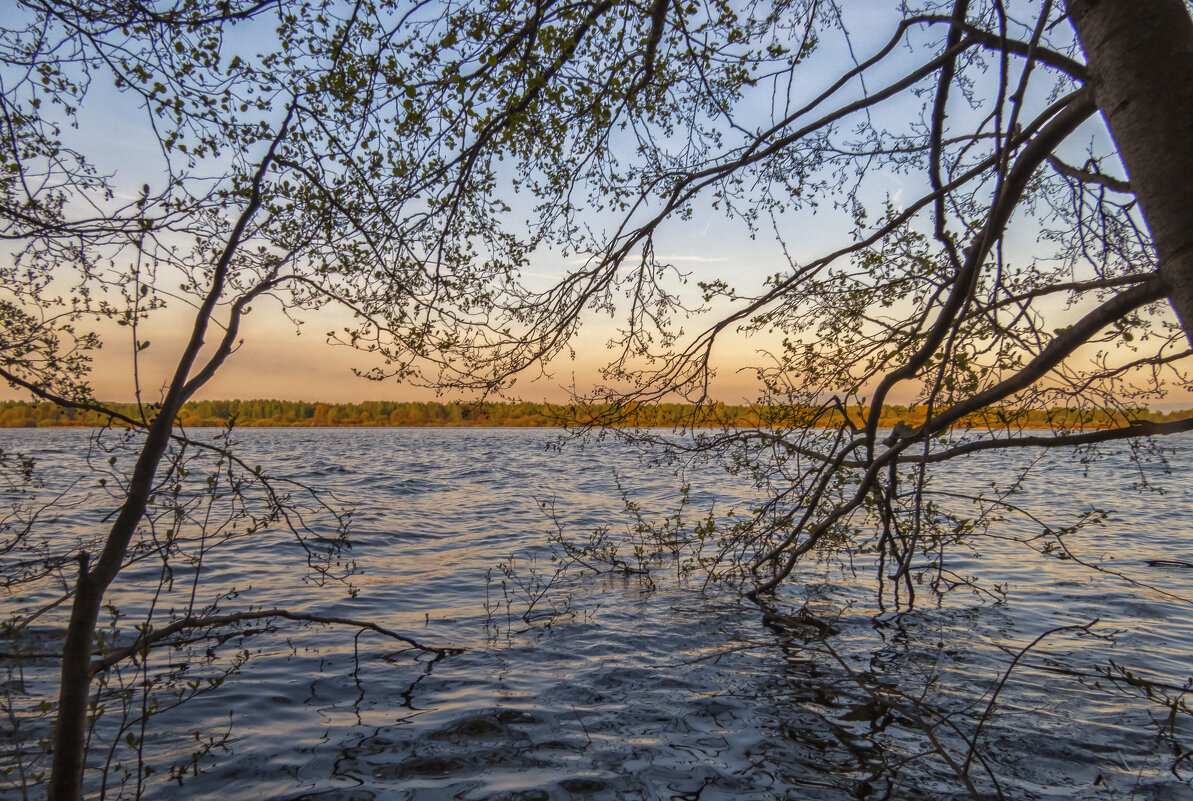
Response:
44,566,102,800
1066,0,1193,345
47,415,177,800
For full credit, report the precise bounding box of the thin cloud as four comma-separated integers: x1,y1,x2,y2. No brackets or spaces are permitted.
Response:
563,254,730,266
655,254,729,263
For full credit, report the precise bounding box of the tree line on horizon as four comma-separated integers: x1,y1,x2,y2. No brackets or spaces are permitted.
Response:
1,398,1189,431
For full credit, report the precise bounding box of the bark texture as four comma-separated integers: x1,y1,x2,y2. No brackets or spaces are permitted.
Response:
1067,0,1193,344
46,414,176,800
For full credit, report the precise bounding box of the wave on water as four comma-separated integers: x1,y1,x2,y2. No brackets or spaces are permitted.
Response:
2,427,1192,800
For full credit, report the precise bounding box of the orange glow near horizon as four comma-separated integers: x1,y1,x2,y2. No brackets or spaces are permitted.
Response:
4,296,1190,409
0,301,772,406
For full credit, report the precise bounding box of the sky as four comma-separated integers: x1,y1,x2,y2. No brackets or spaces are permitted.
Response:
4,1,1190,410
0,0,864,406
56,212,805,405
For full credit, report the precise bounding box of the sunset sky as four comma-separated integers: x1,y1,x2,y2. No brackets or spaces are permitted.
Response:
4,2,1188,410
0,3,901,407
21,217,812,405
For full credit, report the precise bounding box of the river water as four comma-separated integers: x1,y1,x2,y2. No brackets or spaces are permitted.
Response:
2,427,1192,800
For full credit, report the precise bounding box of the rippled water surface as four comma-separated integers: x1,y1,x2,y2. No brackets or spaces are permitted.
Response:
3,427,1193,800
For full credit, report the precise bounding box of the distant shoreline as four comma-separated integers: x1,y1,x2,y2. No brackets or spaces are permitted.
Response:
1,399,1187,432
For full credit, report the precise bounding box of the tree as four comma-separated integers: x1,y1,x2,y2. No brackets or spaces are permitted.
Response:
0,0,774,796
542,0,1193,601
516,2,1192,791
5,0,1192,795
